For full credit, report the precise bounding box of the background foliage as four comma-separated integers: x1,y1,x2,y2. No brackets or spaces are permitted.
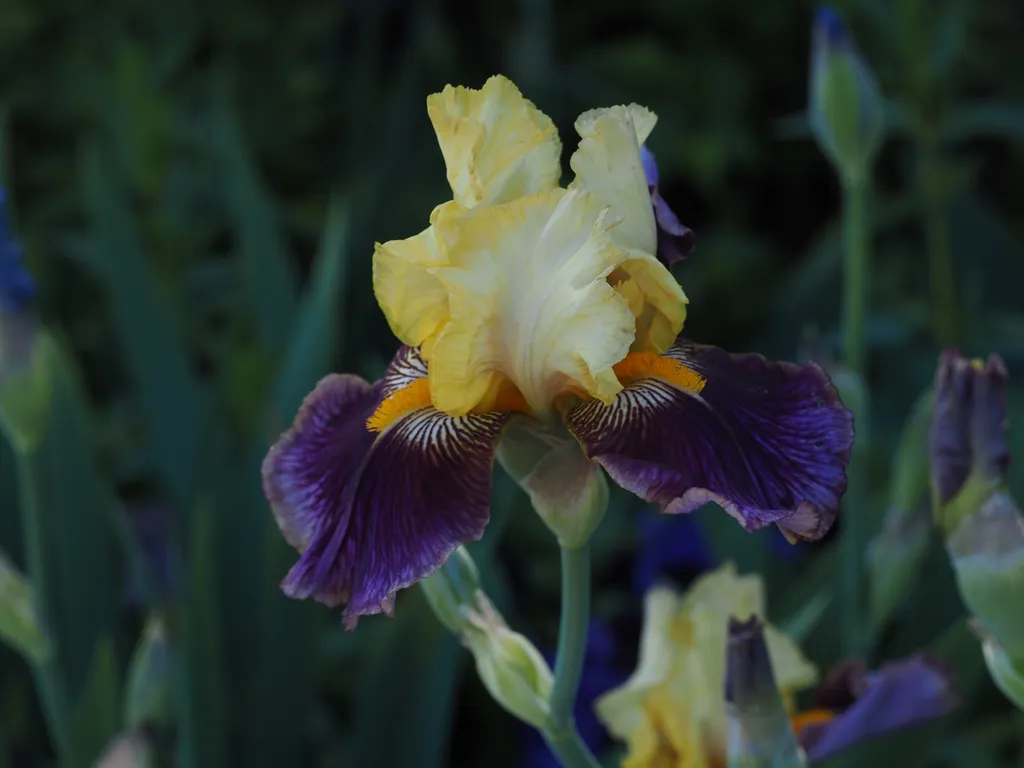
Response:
1,0,1024,765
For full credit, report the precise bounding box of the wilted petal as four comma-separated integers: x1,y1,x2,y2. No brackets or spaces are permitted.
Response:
797,656,958,761
426,75,562,208
262,349,509,628
567,339,853,541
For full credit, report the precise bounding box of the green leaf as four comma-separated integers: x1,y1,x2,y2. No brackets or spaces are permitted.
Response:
238,197,350,767
174,499,228,768
211,76,299,355
0,547,50,664
65,639,121,768
270,195,350,423
941,102,1024,143
78,141,206,511
11,334,123,758
124,614,171,730
347,590,463,768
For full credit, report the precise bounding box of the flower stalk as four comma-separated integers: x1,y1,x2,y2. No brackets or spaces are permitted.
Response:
549,544,593,734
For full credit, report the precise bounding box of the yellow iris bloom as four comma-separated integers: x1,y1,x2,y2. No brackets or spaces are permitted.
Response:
372,75,687,419
596,563,818,767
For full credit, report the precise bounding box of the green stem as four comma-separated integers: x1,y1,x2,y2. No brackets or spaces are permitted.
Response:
545,544,599,768
841,173,869,376
840,174,870,657
544,726,602,768
918,127,958,346
550,544,591,729
17,454,70,758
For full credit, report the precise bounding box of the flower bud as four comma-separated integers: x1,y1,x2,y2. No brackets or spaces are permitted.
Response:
464,599,553,728
808,6,885,182
725,616,808,768
0,547,50,664
930,350,1010,534
948,492,1024,662
496,419,608,548
419,546,483,635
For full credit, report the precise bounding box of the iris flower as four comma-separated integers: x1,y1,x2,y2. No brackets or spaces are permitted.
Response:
597,563,818,767
261,75,854,628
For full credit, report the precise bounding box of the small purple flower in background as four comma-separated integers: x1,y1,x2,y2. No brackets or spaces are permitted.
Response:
640,146,695,268
522,621,627,767
0,188,37,314
632,511,716,595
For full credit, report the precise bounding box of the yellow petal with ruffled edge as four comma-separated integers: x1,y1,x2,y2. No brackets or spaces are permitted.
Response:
372,202,465,347
570,104,658,255
596,563,818,768
569,104,686,353
427,188,636,416
610,252,688,354
427,75,563,208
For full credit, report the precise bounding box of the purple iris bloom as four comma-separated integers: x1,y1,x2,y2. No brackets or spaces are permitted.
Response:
0,189,36,314
640,146,695,268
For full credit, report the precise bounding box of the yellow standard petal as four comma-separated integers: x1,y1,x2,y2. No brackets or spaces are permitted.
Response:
570,104,658,256
427,188,637,416
596,563,818,768
427,74,563,208
569,104,687,353
372,201,470,348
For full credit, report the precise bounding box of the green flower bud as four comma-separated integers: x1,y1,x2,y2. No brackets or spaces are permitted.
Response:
419,546,483,635
948,492,1024,662
496,419,608,548
0,547,50,664
465,602,553,728
725,616,808,768
125,614,172,729
808,6,885,183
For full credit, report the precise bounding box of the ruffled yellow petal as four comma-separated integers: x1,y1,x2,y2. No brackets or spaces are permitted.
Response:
610,252,688,354
596,563,818,768
427,188,635,416
427,74,562,208
569,105,657,256
372,202,468,347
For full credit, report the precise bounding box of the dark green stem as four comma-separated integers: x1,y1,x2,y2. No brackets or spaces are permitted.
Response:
550,545,591,729
841,174,869,376
840,174,870,656
545,544,599,767
543,726,602,768
918,127,959,346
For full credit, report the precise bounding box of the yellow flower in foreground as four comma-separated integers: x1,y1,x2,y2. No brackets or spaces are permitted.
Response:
373,75,685,416
596,563,817,768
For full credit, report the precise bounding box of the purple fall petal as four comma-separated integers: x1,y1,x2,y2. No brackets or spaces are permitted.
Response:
799,655,959,762
566,337,854,541
261,347,508,628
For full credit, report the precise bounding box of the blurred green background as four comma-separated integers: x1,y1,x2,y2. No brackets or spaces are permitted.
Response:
1,0,1024,765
